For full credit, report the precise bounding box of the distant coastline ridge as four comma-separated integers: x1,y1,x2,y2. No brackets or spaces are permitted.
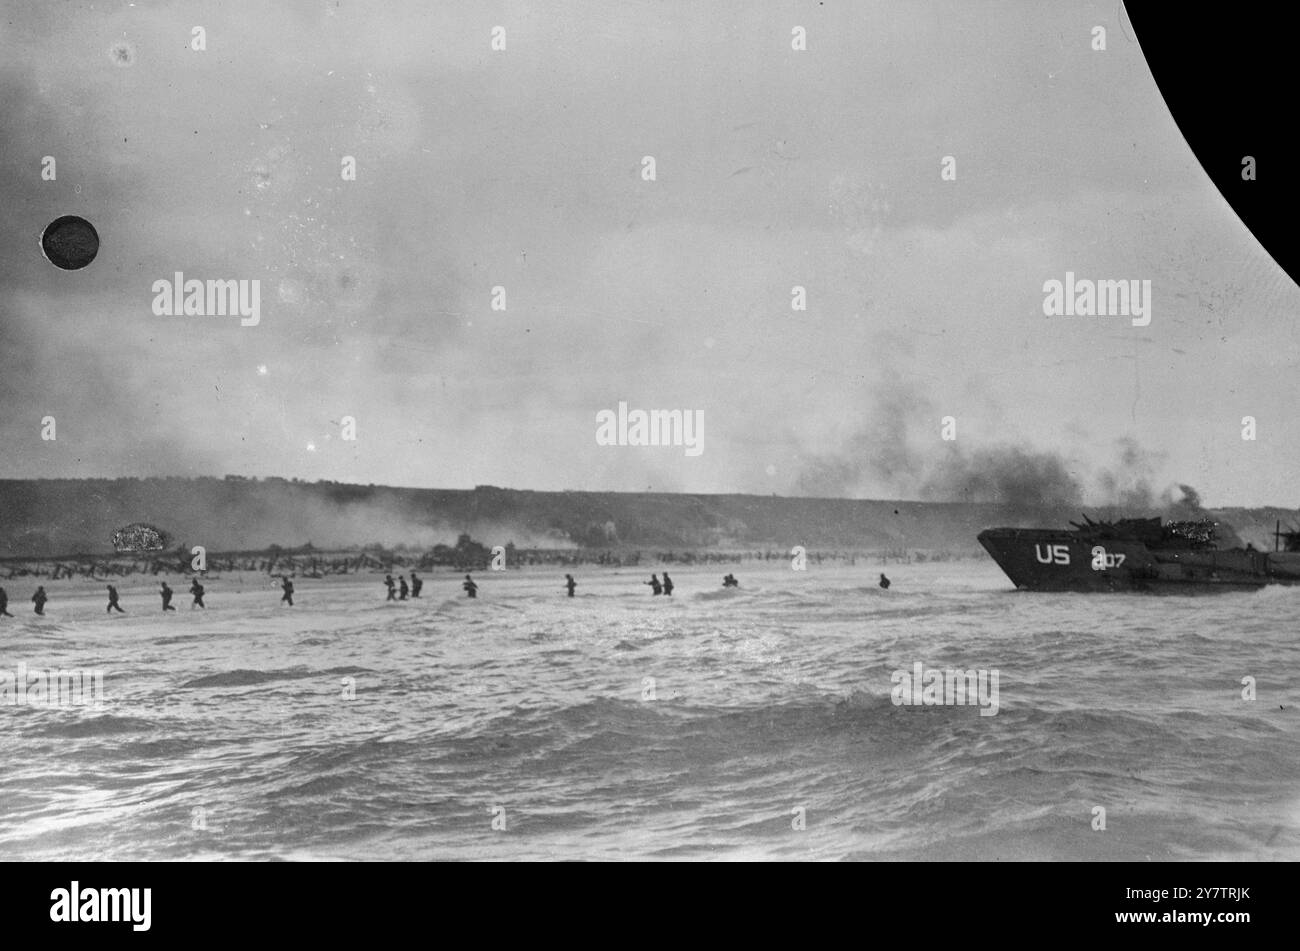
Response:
0,477,1293,558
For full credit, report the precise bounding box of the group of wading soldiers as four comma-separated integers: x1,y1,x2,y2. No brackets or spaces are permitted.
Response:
0,576,293,615
0,567,838,618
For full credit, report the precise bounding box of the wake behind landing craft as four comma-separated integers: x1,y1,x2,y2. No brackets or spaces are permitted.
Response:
978,515,1300,592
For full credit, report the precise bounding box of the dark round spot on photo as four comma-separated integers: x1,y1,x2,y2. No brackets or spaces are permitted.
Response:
41,216,99,270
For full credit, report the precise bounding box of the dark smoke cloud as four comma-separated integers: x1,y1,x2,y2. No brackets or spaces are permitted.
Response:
1094,436,1165,508
921,446,1082,508
1161,482,1206,519
794,364,926,498
794,367,1085,507
794,369,1199,513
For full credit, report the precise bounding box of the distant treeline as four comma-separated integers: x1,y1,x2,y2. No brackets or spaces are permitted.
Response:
0,533,976,580
1,533,496,579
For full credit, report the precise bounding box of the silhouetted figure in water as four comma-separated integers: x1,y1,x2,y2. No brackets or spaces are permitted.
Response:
410,573,422,598
645,574,662,595
190,578,206,608
160,582,176,611
32,586,47,615
722,574,739,588
280,578,294,606
462,574,478,598
565,574,576,597
106,585,124,613
0,587,12,617
385,575,397,601
879,573,891,590
399,576,409,600
662,572,674,596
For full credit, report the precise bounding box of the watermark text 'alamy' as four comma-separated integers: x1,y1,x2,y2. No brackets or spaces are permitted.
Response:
596,402,703,457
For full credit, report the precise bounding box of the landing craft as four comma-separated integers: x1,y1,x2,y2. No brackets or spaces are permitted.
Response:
978,517,1300,592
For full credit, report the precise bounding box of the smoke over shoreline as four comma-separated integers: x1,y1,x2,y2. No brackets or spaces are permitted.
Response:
794,374,1204,514
0,480,581,556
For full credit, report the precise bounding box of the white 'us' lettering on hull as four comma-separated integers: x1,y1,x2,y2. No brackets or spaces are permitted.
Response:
1035,544,1070,564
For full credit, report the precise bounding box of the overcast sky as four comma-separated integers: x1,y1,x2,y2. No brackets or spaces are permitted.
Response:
2,0,1295,507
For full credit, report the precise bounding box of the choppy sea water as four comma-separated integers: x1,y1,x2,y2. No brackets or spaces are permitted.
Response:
1,561,1297,861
